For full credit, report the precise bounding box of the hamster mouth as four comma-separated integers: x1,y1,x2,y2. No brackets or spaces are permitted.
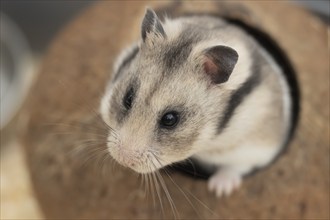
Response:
115,158,162,174
109,148,165,174
129,157,165,174
130,166,158,174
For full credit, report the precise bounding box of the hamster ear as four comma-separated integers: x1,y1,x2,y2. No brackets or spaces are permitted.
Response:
141,8,166,42
203,46,239,84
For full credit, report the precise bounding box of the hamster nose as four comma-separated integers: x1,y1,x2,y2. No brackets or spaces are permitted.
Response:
116,150,136,167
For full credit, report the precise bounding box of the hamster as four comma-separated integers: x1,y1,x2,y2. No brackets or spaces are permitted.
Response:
100,8,295,197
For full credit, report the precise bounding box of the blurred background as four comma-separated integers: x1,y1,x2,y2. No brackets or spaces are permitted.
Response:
0,1,329,219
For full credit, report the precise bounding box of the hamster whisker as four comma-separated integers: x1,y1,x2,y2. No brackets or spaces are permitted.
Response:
141,173,152,200
166,158,199,178
49,132,109,139
83,147,111,170
108,131,120,142
163,165,218,218
97,115,118,134
43,77,120,136
76,146,106,169
47,81,122,175
107,155,118,175
186,158,198,175
87,121,120,141
71,142,105,156
57,79,107,123
141,160,151,200
139,174,145,197
70,137,107,144
149,157,179,219
90,117,120,140
96,148,112,171
150,169,165,218
67,140,105,158
149,154,180,218
99,152,112,177
45,122,115,144
163,168,205,219
146,168,156,208
68,141,106,157
47,124,118,143
154,166,179,219
151,153,216,218
144,174,150,200
149,152,164,165
71,139,107,147
97,120,119,139
44,122,109,136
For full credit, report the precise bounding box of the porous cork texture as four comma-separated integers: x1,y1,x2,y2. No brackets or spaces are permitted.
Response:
21,1,329,219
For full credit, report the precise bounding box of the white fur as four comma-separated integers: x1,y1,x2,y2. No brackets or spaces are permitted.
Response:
100,88,112,125
259,47,292,141
190,38,253,90
100,13,293,197
113,42,139,75
163,18,183,41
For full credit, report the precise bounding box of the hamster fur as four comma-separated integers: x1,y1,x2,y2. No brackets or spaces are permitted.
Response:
100,9,293,197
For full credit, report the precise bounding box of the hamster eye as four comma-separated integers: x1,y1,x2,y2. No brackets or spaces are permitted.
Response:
160,111,179,129
123,88,134,110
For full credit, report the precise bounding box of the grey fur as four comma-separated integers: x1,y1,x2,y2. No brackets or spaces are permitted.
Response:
109,77,140,124
162,28,200,70
141,8,166,42
100,10,293,185
156,104,201,150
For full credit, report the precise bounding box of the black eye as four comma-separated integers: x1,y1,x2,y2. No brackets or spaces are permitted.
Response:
160,111,179,129
123,88,134,110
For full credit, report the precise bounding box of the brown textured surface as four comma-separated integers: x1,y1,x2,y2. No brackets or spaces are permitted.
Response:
21,1,329,219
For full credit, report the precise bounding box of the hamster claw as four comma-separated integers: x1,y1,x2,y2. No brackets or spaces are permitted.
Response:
208,169,242,198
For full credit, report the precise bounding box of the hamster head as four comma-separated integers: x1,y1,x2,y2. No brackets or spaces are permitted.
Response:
100,9,239,173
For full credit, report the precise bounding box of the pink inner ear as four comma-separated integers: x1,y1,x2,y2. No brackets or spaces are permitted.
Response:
203,57,218,76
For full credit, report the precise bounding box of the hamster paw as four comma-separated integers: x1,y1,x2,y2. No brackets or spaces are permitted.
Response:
208,169,242,197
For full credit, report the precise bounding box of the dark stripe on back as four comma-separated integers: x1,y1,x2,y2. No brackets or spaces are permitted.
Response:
222,17,300,170
217,59,262,134
113,45,139,82
222,17,300,141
